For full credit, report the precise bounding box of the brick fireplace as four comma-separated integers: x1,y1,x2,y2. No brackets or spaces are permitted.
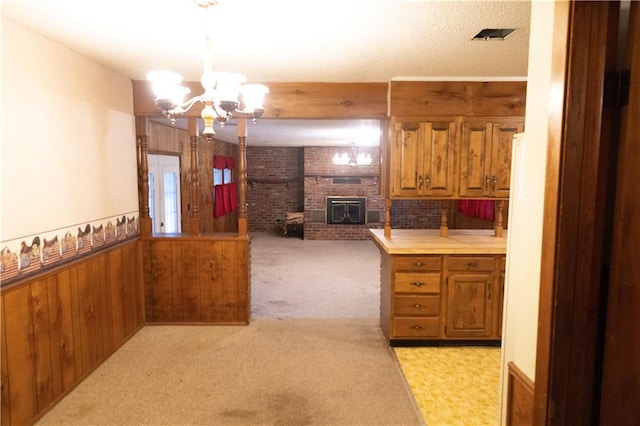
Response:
246,145,464,240
303,146,383,240
326,196,367,225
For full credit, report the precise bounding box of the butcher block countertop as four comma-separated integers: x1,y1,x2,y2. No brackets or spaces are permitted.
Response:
369,229,507,255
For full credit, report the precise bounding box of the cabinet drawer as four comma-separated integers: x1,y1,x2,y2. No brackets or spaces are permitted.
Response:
395,273,441,293
393,317,440,338
394,256,441,271
448,256,494,272
394,295,440,316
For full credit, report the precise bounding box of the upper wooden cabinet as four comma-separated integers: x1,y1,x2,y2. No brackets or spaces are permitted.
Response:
391,119,457,198
459,119,524,198
387,116,523,199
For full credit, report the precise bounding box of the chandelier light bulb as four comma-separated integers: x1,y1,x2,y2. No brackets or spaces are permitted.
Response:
240,84,269,115
200,69,216,92
147,70,190,110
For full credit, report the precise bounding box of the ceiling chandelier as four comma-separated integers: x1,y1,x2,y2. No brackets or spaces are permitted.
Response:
146,0,268,138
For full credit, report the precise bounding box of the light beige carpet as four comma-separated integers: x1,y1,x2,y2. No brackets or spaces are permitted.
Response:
250,232,382,319
36,319,423,425
36,232,423,425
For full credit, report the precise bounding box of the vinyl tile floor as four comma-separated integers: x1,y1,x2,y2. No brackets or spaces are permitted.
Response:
394,346,502,426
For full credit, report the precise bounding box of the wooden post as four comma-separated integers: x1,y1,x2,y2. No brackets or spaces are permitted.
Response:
188,118,200,236
440,199,449,238
237,117,248,237
135,117,152,238
495,200,504,237
384,198,392,237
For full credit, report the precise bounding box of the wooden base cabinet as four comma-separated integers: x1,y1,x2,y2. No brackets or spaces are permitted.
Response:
380,252,505,343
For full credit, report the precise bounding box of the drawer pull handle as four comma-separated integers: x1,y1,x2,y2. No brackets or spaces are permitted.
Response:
411,325,423,330
411,304,422,309
466,262,477,267
413,262,425,267
411,282,426,287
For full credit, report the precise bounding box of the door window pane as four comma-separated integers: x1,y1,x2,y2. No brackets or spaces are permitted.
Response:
149,172,156,231
163,172,179,233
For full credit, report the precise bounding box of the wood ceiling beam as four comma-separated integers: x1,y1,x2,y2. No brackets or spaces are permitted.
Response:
390,81,527,117
132,80,388,119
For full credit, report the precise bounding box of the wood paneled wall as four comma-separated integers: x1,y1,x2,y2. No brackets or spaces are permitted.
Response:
506,362,535,426
142,236,250,324
147,121,238,233
0,239,144,426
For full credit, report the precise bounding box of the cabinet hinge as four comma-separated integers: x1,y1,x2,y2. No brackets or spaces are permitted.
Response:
604,70,630,108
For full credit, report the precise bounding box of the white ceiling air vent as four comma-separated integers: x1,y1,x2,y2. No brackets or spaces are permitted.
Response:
472,28,516,41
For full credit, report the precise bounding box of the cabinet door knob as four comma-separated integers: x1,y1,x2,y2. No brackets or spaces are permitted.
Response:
411,282,425,287
466,262,477,267
411,325,424,330
411,304,422,309
492,176,498,192
485,176,491,190
418,175,424,189
425,175,431,189
413,261,424,267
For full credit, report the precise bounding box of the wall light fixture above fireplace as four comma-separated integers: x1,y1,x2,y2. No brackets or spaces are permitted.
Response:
332,148,372,166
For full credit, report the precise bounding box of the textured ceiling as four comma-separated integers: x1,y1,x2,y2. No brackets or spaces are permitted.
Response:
1,0,532,146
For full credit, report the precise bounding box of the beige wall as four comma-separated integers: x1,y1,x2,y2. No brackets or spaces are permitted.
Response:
1,17,137,244
499,1,555,423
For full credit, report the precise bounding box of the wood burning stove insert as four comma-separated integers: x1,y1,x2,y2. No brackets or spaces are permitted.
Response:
326,196,367,225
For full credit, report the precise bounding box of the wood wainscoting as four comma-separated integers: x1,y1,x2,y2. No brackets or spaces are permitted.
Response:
142,235,250,324
506,361,535,426
1,239,144,426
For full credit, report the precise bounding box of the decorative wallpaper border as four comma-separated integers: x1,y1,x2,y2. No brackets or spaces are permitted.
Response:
0,212,139,287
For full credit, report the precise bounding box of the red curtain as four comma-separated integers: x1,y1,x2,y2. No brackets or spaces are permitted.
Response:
214,155,236,169
213,155,237,218
457,200,495,221
214,185,226,218
213,155,227,169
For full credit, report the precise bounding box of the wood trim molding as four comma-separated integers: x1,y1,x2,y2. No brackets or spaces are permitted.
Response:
535,1,620,423
507,362,535,426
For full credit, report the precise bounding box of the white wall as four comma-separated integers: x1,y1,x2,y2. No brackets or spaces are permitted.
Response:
499,1,556,423
1,17,138,244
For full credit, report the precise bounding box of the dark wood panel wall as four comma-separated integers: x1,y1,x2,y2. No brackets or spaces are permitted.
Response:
0,239,144,426
142,236,250,324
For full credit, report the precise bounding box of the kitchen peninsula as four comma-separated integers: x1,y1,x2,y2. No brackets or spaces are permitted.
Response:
370,228,506,344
